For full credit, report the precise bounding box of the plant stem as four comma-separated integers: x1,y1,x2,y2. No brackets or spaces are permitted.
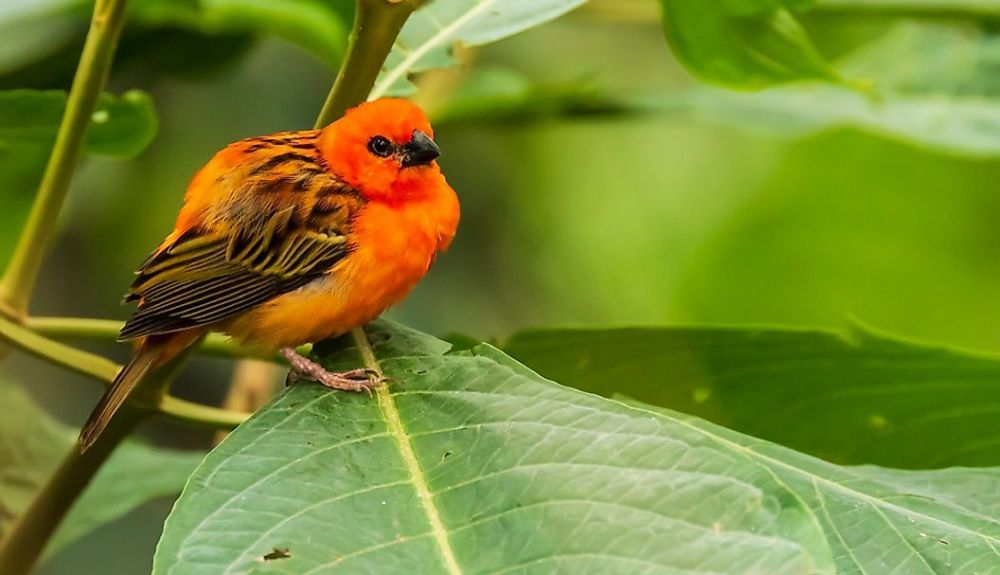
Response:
0,405,143,575
0,314,119,382
25,315,299,361
0,314,248,427
0,0,129,319
160,395,250,429
812,0,1000,17
314,0,420,128
25,316,124,339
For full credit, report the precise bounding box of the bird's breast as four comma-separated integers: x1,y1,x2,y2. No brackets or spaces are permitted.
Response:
224,198,453,350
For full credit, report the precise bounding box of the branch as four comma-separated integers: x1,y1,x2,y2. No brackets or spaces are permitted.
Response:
0,0,129,319
0,314,250,428
0,315,118,383
314,0,420,128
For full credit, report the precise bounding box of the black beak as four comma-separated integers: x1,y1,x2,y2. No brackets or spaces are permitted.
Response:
401,130,440,167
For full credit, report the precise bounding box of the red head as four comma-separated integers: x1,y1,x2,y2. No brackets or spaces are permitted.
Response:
319,98,444,203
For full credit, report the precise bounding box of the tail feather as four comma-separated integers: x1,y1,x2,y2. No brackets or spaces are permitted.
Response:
78,341,164,452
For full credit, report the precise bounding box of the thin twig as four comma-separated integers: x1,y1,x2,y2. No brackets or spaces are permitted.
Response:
25,315,298,361
0,314,250,428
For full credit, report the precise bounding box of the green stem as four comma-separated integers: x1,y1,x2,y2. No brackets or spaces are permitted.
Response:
812,0,1000,17
0,314,119,382
0,0,129,319
25,316,124,341
314,0,419,128
25,315,301,361
159,395,250,429
0,314,248,428
0,405,144,575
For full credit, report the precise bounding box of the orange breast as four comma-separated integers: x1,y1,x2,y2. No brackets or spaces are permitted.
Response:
222,195,456,350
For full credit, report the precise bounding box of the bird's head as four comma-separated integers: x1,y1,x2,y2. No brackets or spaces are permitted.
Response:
319,98,444,203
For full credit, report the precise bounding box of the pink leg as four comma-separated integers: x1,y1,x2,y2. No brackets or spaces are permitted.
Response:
281,347,387,395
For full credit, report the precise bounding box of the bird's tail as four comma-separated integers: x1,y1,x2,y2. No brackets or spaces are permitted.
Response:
78,338,166,452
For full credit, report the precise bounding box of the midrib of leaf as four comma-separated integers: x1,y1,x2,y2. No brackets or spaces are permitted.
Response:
374,385,461,574
354,328,462,575
369,0,499,100
629,401,1000,551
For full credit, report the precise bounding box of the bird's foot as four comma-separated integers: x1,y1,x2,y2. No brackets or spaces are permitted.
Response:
281,347,387,396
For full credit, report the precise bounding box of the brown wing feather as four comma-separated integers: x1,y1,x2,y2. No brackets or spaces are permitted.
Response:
119,132,364,341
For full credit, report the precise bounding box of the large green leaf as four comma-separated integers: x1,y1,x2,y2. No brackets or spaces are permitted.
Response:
0,381,204,559
657,0,837,88
154,322,1000,574
370,0,588,99
504,325,1000,469
0,89,158,157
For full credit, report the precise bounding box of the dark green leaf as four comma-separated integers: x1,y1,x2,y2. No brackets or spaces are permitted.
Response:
154,321,1000,574
130,0,348,68
504,324,1000,468
0,381,203,558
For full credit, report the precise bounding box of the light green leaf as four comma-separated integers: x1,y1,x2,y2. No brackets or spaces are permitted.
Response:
130,0,348,68
0,381,204,558
0,89,158,158
371,0,588,99
154,322,1000,574
665,23,1000,156
661,85,1000,157
504,324,1000,468
657,0,838,88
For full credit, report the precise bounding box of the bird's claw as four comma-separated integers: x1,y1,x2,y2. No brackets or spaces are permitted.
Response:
315,370,389,397
281,347,389,396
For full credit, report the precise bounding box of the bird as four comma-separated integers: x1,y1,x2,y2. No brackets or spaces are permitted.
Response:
78,98,460,451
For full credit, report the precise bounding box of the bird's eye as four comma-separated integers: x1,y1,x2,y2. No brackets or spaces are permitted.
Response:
367,135,393,157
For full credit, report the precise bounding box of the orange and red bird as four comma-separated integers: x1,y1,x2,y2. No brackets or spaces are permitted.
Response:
79,98,459,450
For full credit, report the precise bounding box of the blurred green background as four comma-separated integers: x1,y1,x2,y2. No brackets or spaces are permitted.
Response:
3,0,1000,572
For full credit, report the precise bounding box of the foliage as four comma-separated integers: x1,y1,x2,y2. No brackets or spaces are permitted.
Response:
1,0,1000,574
504,324,1000,468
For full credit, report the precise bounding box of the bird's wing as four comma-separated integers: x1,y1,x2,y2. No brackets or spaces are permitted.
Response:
119,134,364,340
